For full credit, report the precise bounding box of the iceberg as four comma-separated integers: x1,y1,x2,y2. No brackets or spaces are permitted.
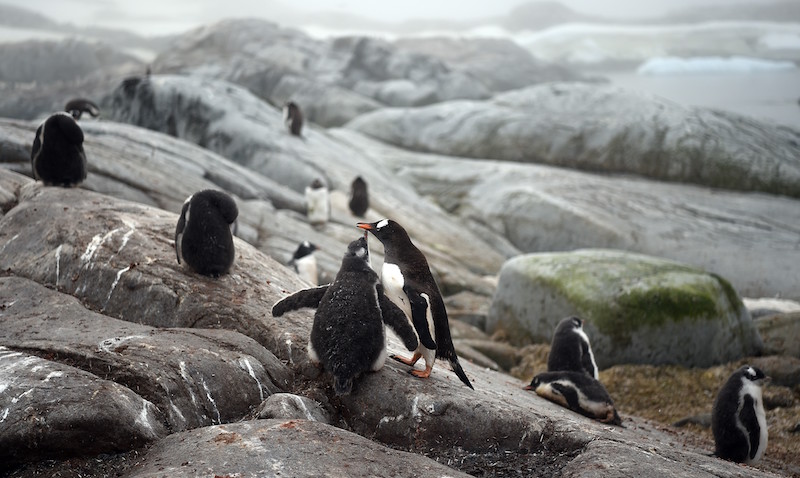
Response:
637,55,798,75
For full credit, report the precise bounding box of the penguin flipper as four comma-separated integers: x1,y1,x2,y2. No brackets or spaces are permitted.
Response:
402,285,437,350
740,394,760,461
271,286,328,317
378,285,418,351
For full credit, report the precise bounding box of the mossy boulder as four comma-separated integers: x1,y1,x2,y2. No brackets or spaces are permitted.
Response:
487,249,763,368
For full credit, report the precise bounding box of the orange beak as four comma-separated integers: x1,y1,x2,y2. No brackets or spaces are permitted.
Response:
356,222,373,231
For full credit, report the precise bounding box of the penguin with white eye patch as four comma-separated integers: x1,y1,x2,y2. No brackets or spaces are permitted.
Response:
272,235,418,396
547,316,599,379
712,365,769,464
526,371,622,426
357,219,473,390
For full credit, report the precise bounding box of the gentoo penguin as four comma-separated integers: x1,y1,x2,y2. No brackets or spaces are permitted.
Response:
289,241,319,286
348,176,369,217
547,316,599,379
712,365,769,464
175,190,238,277
64,98,100,120
283,101,303,136
305,178,330,227
357,219,474,389
30,112,87,187
526,371,622,426
272,235,418,395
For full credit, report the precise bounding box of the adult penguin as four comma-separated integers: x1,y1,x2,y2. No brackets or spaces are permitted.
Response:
30,112,87,187
272,235,418,395
283,101,303,136
357,219,473,389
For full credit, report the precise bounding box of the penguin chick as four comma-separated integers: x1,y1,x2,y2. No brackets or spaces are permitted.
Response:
548,316,599,379
526,371,622,426
305,178,330,227
64,98,100,120
30,112,87,187
289,241,319,286
175,190,238,277
712,365,769,464
357,219,474,390
348,176,369,217
272,235,418,395
283,101,303,136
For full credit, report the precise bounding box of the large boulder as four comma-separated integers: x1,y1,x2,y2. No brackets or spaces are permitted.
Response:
487,249,763,368
346,82,800,198
349,136,800,300
151,19,490,126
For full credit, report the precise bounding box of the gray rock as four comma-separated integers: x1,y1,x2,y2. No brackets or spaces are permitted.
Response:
487,249,762,368
151,19,490,126
256,393,330,423
346,82,800,198
756,312,800,358
375,145,800,301
456,339,520,371
0,276,290,433
745,297,800,319
749,355,800,388
0,346,166,465
121,419,473,478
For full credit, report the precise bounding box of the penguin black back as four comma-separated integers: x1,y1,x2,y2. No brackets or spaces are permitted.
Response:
348,176,369,217
64,98,100,120
175,190,238,277
358,219,473,389
272,235,418,395
547,316,599,379
31,112,87,187
283,101,303,136
712,365,769,464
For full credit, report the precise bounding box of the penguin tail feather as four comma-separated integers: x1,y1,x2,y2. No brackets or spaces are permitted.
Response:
334,376,353,396
449,357,474,390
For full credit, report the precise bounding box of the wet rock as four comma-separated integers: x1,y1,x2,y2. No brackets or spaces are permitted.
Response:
347,82,800,198
488,249,762,368
256,394,330,423
0,346,166,465
121,419,473,478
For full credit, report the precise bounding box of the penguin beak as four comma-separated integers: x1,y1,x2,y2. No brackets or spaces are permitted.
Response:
523,384,534,391
356,222,374,231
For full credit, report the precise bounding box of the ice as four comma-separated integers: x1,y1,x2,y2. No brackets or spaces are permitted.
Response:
637,55,798,75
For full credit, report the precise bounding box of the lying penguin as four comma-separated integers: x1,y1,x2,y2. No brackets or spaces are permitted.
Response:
526,371,622,426
272,234,419,395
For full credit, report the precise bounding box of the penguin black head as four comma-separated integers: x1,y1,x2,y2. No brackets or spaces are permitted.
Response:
310,178,325,190
742,365,768,384
31,112,87,187
345,235,369,262
356,219,411,246
292,241,318,261
524,375,541,391
64,98,100,120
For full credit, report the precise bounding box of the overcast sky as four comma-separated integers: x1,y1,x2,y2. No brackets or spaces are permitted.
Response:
8,0,768,36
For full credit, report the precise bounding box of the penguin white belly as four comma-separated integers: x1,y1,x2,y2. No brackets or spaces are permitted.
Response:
381,263,436,357
741,380,768,464
294,254,318,286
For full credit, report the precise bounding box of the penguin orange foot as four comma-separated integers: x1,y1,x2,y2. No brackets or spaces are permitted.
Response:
391,352,422,367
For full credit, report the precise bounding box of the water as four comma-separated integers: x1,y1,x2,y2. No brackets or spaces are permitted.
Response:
602,68,800,129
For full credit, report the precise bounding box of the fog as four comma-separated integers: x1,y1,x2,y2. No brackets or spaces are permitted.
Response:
5,0,782,36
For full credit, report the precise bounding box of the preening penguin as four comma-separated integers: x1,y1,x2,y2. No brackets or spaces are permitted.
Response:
175,190,238,277
64,98,100,120
548,316,599,379
289,241,319,286
712,365,769,464
348,176,369,217
305,178,330,227
526,371,622,426
283,101,303,136
272,235,418,395
30,112,87,187
357,219,474,390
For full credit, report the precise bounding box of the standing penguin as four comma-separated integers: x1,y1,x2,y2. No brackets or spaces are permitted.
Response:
30,112,87,187
64,98,100,120
357,219,473,389
712,365,769,464
283,101,303,136
548,316,599,379
526,371,622,425
305,178,330,227
289,241,319,286
348,176,369,217
175,190,238,277
272,235,418,395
